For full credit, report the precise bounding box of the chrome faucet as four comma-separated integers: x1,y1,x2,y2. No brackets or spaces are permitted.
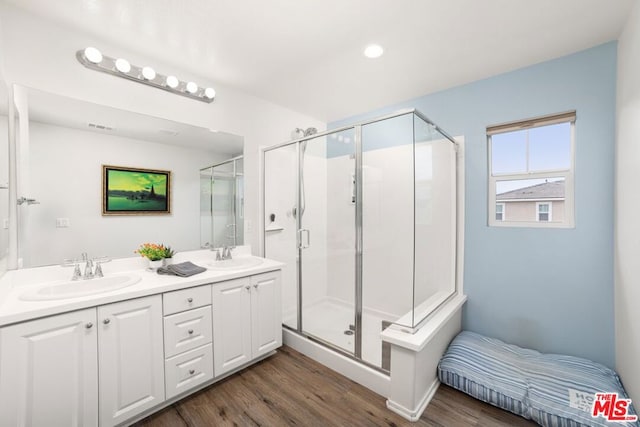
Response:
214,246,233,261
62,254,110,281
82,253,94,280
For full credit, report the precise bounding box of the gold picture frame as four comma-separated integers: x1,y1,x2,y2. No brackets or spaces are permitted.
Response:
102,165,171,215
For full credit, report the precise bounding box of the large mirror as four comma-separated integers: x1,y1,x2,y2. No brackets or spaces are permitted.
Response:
200,156,244,249
11,86,244,268
0,83,9,276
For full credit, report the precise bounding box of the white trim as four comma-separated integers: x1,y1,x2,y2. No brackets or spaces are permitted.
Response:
497,197,563,202
386,379,439,421
488,118,575,228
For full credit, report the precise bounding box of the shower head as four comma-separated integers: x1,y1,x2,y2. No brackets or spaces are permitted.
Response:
291,128,305,140
291,127,318,140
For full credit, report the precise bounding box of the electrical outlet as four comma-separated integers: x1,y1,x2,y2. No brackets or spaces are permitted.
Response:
56,218,70,228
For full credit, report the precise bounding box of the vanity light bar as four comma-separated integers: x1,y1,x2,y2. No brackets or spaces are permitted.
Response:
76,47,216,103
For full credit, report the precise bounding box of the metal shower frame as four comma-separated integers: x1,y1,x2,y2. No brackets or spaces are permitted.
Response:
261,108,458,371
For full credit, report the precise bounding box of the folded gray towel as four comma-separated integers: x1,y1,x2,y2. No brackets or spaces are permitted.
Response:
157,261,206,277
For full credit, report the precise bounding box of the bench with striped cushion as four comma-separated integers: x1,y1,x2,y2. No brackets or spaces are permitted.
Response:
438,331,639,427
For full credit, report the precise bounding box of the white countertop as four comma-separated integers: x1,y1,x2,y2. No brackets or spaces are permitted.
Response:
0,247,284,326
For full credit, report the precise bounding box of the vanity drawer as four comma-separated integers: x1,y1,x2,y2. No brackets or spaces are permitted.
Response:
165,344,213,400
164,306,212,358
163,285,211,315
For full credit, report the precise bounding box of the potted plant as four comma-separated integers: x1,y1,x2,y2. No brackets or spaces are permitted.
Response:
161,245,176,266
135,243,165,270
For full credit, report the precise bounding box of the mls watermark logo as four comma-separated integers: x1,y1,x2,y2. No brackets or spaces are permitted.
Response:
591,392,638,423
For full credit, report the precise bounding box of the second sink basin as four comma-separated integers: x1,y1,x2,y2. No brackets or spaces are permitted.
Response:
208,256,264,271
20,274,141,301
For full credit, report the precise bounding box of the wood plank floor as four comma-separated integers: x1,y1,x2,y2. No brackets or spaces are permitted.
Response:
134,346,536,426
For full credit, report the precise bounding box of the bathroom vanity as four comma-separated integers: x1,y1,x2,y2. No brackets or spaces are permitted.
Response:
0,249,282,427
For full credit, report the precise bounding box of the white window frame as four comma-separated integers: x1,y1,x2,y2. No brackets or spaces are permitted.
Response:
488,111,575,228
536,202,552,222
495,202,505,221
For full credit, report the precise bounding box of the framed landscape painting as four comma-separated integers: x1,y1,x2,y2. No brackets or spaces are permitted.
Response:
102,165,171,215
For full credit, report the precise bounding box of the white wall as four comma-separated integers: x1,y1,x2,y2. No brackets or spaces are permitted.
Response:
25,121,224,266
615,1,640,403
0,4,325,262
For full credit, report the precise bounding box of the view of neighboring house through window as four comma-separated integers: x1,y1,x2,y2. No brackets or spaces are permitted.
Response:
496,203,505,221
487,111,575,227
537,202,551,222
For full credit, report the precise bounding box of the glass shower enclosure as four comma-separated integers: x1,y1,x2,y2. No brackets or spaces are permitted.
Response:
200,156,244,249
263,109,458,372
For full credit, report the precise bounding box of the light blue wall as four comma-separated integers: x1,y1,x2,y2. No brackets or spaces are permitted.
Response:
330,42,617,367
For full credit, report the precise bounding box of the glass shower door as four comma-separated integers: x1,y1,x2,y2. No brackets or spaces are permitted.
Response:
300,128,356,355
211,162,236,248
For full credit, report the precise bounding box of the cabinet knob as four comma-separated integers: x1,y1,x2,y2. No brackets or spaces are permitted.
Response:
188,329,194,335
253,284,259,289
245,285,251,291
187,297,193,303
85,322,93,329
103,318,111,325
189,369,195,375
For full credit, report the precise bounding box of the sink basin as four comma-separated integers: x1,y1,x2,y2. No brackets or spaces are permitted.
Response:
20,274,141,301
208,256,264,271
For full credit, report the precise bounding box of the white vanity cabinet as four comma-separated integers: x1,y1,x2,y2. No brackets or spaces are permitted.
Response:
162,285,214,399
212,270,282,375
98,295,165,427
0,308,99,427
0,266,283,427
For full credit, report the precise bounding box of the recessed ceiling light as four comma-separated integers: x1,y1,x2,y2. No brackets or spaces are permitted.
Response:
364,44,384,59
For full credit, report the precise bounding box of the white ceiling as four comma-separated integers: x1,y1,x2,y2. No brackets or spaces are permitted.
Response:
4,0,635,122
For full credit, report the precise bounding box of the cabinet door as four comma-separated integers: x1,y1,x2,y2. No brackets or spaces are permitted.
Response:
250,271,282,358
212,277,252,375
98,295,164,427
0,309,98,427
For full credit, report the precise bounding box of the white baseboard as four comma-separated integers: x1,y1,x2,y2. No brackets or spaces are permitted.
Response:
386,378,440,421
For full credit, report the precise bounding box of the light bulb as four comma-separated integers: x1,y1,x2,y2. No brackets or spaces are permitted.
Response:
166,75,179,89
186,81,198,94
204,87,216,99
363,44,384,59
115,58,131,73
84,47,103,64
141,66,156,80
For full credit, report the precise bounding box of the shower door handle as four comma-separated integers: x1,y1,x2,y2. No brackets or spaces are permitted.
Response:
298,229,310,249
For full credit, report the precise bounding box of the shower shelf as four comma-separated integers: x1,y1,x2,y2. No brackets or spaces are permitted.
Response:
265,225,284,232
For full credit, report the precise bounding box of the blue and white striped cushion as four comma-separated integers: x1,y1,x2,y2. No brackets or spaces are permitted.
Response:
438,331,639,427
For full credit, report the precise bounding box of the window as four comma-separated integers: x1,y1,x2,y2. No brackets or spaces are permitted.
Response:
488,111,575,228
496,203,505,221
536,202,551,222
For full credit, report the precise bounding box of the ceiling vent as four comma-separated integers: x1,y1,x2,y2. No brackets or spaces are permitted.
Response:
87,122,114,131
158,129,179,136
